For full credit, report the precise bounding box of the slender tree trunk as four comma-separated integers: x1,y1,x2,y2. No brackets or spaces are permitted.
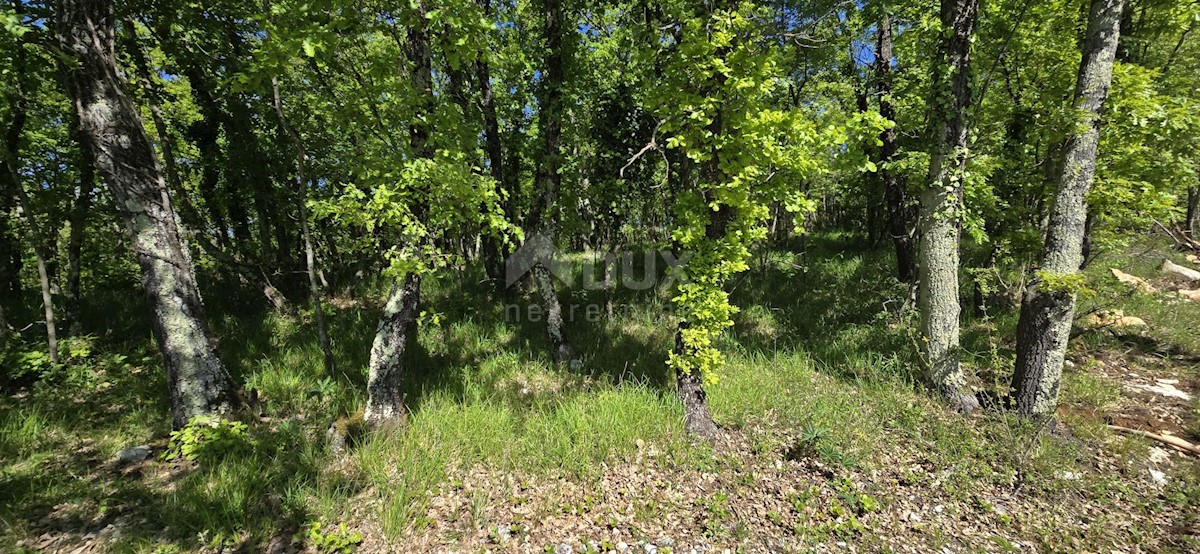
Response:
3,28,58,364
917,0,980,412
1186,186,1198,237
364,0,434,425
475,2,510,289
531,0,576,365
57,0,238,428
65,114,94,336
0,184,18,304
270,74,334,375
876,14,915,283
11,187,59,365
1012,0,1125,419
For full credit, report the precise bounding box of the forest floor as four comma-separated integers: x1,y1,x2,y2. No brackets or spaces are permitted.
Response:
1,235,1198,553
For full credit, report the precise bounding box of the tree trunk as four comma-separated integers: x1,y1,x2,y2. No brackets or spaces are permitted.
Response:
530,0,576,365
1012,0,1124,419
364,0,435,425
1186,186,1198,237
11,185,59,365
57,0,238,428
3,30,58,364
269,63,334,374
917,0,979,412
876,14,915,283
475,5,510,289
65,114,94,336
365,273,420,423
676,356,718,437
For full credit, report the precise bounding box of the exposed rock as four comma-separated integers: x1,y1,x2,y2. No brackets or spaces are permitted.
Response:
1084,309,1146,328
1177,289,1200,301
1110,268,1157,293
115,445,150,465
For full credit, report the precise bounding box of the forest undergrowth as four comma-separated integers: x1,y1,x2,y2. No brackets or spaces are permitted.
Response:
2,234,1198,553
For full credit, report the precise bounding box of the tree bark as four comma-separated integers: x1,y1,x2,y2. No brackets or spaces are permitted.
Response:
57,0,238,428
364,0,435,425
365,273,420,423
3,28,59,364
474,0,511,289
917,0,979,412
65,113,94,336
876,14,915,283
676,356,718,437
1186,186,1198,237
530,0,576,365
1012,0,1125,419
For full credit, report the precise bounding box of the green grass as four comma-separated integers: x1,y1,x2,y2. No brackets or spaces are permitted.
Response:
1,233,1198,551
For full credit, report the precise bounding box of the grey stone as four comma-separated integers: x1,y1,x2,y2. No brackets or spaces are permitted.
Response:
116,445,150,465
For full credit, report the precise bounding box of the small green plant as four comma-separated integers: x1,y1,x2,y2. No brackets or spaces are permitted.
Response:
163,416,254,465
305,521,363,554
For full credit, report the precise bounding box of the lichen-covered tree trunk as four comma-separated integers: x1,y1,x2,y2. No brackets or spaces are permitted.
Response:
917,0,979,411
531,0,576,365
57,0,238,428
365,273,421,423
876,14,915,284
1012,0,1125,419
364,0,434,425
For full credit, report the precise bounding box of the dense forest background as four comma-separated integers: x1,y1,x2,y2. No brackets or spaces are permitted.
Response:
2,0,1200,552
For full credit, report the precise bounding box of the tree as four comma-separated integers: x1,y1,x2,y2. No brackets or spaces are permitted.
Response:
875,12,915,284
55,0,238,428
528,0,577,366
1011,0,1125,419
917,0,980,412
1,28,58,363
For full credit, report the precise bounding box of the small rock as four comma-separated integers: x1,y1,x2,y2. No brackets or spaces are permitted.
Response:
1149,468,1168,485
1178,289,1200,301
494,524,511,543
616,541,629,552
116,445,151,465
644,544,658,554
556,544,574,554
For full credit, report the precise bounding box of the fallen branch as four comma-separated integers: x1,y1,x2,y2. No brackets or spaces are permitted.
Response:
1107,424,1200,457
1154,219,1200,252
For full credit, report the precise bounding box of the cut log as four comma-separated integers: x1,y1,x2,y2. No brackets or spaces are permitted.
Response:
1162,259,1200,281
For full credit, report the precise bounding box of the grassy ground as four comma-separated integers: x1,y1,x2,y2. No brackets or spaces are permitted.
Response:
1,234,1198,552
